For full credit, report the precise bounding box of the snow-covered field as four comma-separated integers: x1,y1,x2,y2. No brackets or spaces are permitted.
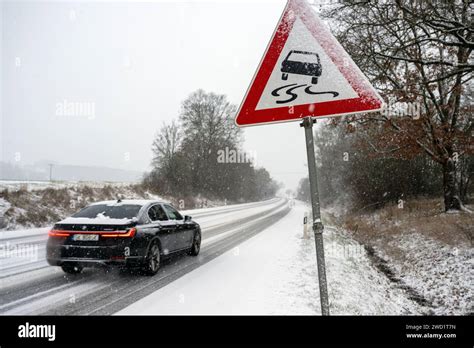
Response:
0,180,239,231
118,202,420,315
0,180,133,192
0,181,155,230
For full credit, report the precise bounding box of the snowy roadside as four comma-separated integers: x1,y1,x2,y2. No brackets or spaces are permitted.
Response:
376,233,473,315
332,200,473,315
118,201,420,315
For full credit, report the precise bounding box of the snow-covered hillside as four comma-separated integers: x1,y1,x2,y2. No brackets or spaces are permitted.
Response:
0,181,228,231
0,182,158,230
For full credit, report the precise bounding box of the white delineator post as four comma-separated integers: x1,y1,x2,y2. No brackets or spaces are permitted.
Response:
301,116,330,316
303,212,309,239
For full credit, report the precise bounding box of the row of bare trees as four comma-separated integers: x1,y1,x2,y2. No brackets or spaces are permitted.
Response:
319,0,472,211
143,90,280,203
296,121,459,211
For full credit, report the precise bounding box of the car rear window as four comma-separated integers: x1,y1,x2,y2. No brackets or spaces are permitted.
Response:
288,52,319,63
72,204,142,219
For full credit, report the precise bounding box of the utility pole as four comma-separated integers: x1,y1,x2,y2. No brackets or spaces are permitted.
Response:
300,116,330,315
48,163,54,181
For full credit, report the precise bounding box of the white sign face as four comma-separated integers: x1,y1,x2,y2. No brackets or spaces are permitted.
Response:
235,0,384,127
256,18,358,110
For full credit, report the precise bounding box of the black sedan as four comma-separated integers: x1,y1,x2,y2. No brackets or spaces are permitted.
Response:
281,50,322,84
46,199,201,275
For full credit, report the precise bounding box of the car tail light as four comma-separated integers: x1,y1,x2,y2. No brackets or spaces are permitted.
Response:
101,227,137,238
48,228,136,238
111,255,125,260
48,230,70,237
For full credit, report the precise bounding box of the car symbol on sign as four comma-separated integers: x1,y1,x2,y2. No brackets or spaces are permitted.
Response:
281,50,322,84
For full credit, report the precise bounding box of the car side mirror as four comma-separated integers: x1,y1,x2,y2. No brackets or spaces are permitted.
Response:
184,215,192,222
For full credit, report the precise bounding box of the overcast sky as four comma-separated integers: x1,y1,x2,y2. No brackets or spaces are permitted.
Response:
0,0,325,190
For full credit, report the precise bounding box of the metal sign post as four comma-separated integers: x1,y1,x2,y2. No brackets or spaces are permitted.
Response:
234,0,384,316
301,116,330,316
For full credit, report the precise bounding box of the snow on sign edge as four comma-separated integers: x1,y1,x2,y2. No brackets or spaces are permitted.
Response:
234,0,384,128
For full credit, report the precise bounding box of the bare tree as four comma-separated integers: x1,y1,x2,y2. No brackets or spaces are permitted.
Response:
179,89,242,195
324,0,473,211
145,90,279,202
149,121,185,194
152,121,182,172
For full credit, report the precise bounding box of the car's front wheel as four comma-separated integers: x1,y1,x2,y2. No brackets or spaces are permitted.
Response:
143,242,161,276
61,264,83,274
188,230,201,256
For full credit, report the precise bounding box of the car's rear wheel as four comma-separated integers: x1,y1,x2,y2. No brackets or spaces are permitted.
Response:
282,73,288,80
61,264,83,274
143,242,161,276
188,231,201,256
312,76,318,84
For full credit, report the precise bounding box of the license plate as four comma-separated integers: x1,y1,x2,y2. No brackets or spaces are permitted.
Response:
73,234,99,241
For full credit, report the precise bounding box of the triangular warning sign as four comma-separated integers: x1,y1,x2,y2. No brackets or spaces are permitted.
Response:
235,0,384,127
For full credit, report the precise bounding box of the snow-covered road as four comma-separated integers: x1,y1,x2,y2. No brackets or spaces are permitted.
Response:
0,198,285,279
1,198,423,315
118,201,421,315
0,198,290,314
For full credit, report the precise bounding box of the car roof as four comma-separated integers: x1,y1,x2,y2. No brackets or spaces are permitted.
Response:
89,199,169,206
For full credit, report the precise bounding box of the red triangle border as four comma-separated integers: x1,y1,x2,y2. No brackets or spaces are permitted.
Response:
235,0,384,127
